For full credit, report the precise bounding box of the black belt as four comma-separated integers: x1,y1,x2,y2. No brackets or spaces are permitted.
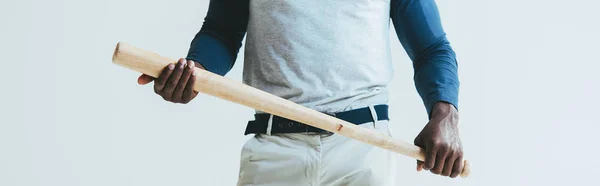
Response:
244,105,389,135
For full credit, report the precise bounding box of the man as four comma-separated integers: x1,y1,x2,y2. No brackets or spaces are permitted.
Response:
138,0,462,185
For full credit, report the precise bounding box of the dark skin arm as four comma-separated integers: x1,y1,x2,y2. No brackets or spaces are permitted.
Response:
414,102,463,178
138,58,206,104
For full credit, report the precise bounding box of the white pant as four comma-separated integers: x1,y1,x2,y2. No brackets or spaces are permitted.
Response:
237,121,396,186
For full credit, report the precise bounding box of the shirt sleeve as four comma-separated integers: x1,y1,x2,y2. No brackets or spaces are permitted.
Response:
390,0,460,117
186,0,249,76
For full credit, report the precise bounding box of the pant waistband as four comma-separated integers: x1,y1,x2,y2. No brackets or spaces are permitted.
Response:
244,104,389,135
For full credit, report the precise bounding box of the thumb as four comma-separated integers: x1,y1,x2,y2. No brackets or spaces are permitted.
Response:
137,74,154,85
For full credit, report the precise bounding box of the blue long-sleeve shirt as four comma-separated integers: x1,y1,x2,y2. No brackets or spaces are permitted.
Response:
187,0,459,116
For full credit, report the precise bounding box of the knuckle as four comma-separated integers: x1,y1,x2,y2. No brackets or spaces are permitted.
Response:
178,81,186,87
429,139,441,146
171,70,180,75
450,151,458,158
439,142,450,149
424,162,434,168
445,145,455,152
166,82,176,90
176,64,184,72
437,146,449,154
185,66,194,72
453,150,462,157
169,79,178,86
154,81,163,87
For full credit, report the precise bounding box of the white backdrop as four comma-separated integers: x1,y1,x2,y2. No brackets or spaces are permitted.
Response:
2,0,599,185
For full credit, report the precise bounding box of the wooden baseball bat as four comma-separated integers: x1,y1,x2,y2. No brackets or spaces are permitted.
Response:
112,42,471,178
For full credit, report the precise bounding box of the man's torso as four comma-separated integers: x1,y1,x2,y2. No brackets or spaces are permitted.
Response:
243,0,394,113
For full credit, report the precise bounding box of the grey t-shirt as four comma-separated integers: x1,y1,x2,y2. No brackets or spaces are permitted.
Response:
243,0,393,113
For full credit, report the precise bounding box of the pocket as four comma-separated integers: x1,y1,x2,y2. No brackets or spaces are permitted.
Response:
238,135,258,178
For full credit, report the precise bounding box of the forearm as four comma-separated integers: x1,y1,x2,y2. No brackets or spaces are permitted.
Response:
186,32,235,75
413,37,459,117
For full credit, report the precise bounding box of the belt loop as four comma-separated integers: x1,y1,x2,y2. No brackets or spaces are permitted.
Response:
368,105,378,128
266,114,274,135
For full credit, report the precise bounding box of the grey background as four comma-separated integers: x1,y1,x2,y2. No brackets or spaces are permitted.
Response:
1,0,599,185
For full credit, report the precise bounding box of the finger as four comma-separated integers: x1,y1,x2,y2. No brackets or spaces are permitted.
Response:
138,74,154,85
182,69,198,103
417,160,424,171
442,153,457,177
423,142,437,170
450,156,464,178
154,63,175,92
172,60,195,103
431,149,448,175
162,58,187,101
